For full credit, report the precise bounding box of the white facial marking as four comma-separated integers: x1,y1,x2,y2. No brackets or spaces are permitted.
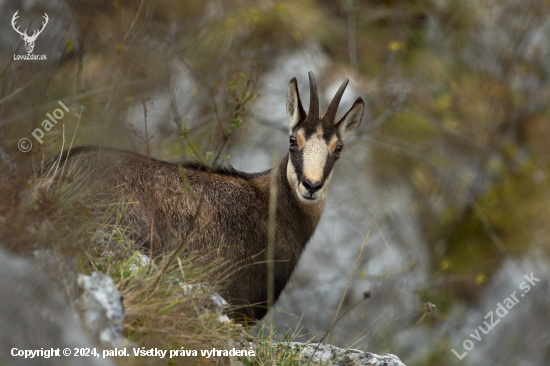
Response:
287,159,320,204
287,158,304,200
302,130,328,183
287,127,334,205
287,158,299,191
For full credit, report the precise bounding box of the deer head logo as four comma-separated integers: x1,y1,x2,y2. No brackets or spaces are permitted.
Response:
11,11,49,54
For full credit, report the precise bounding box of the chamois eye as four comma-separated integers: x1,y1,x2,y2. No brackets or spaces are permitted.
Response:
289,136,297,146
335,145,343,154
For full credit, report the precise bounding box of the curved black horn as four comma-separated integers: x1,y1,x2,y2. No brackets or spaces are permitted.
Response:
324,78,349,124
307,71,319,121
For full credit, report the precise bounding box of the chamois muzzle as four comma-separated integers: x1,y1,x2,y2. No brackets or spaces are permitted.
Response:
301,178,323,196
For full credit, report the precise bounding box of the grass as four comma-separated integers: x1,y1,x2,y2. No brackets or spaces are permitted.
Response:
244,324,315,366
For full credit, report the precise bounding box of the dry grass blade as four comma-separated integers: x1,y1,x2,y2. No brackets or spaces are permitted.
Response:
307,218,375,365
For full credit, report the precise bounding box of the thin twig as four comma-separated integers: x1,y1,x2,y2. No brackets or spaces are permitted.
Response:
47,125,66,193
346,0,358,76
307,219,375,365
142,99,157,256
267,132,280,318
122,0,145,45
0,39,24,82
382,313,426,355
59,106,83,179
0,71,45,106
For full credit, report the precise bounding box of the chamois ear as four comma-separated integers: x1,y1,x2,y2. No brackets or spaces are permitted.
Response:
336,97,364,141
286,77,306,131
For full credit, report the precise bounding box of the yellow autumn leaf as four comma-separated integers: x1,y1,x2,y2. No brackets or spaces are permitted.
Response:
476,272,488,285
388,40,407,52
440,260,452,270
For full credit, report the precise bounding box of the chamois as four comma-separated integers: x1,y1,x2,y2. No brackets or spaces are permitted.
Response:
44,72,364,322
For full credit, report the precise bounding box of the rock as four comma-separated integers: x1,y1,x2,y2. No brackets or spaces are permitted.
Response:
274,342,406,366
179,282,231,323
33,249,78,301
127,252,153,273
0,247,113,366
76,272,127,348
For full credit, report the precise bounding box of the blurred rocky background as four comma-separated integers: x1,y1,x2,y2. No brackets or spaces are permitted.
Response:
1,0,550,365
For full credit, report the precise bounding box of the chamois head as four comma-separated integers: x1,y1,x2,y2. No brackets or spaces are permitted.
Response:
285,72,364,204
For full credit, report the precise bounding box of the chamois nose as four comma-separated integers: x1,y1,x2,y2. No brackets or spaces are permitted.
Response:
302,179,323,194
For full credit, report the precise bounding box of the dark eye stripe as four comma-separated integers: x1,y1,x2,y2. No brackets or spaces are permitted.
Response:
322,154,335,180
290,148,304,177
